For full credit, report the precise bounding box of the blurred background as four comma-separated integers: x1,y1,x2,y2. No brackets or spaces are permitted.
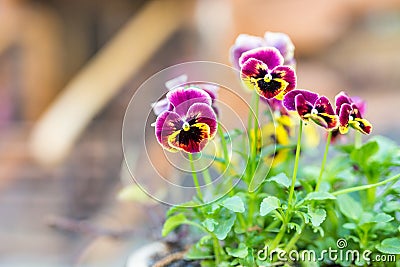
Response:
0,0,399,266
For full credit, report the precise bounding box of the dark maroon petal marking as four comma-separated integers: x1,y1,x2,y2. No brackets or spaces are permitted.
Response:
241,58,269,79
272,65,297,94
338,103,352,127
294,94,313,118
315,96,335,116
256,79,287,99
186,103,217,139
168,123,210,153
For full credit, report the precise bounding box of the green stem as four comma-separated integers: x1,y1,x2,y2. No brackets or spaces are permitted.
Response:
332,173,400,196
269,223,286,250
213,237,222,264
247,192,255,226
217,123,230,169
251,93,260,176
315,131,332,191
354,131,362,149
184,220,222,264
284,224,305,252
237,213,247,230
288,120,303,207
188,153,203,201
265,219,281,232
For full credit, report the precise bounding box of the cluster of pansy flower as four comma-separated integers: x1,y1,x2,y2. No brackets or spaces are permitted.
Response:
153,32,372,158
153,76,219,154
232,32,372,140
282,89,372,135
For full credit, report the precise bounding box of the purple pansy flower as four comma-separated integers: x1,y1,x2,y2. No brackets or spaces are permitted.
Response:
335,91,372,135
240,47,296,100
283,89,338,130
155,88,217,153
230,32,296,69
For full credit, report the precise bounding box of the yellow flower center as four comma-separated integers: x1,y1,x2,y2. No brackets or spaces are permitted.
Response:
182,122,190,131
311,108,318,115
264,73,272,82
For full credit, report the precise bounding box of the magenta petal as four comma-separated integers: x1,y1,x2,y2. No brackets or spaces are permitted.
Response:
195,83,220,116
264,31,295,66
186,103,217,139
272,65,297,93
155,111,181,151
239,47,283,69
335,91,351,115
167,87,212,116
283,89,319,111
230,34,265,69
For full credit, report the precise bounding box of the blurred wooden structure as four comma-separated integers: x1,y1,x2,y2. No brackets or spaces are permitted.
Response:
29,0,194,166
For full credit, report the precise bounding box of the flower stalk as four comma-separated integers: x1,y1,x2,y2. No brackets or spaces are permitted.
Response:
315,130,332,191
332,173,400,196
288,120,303,207
188,153,203,201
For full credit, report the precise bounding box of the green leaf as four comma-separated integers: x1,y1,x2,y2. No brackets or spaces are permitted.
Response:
185,242,214,260
226,243,249,259
371,213,394,223
260,196,281,216
305,192,336,201
350,141,379,167
221,196,245,213
337,194,363,221
383,201,400,213
376,237,400,254
370,135,400,164
343,223,357,230
308,207,327,227
162,213,187,237
268,173,291,188
214,213,236,240
202,218,218,232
